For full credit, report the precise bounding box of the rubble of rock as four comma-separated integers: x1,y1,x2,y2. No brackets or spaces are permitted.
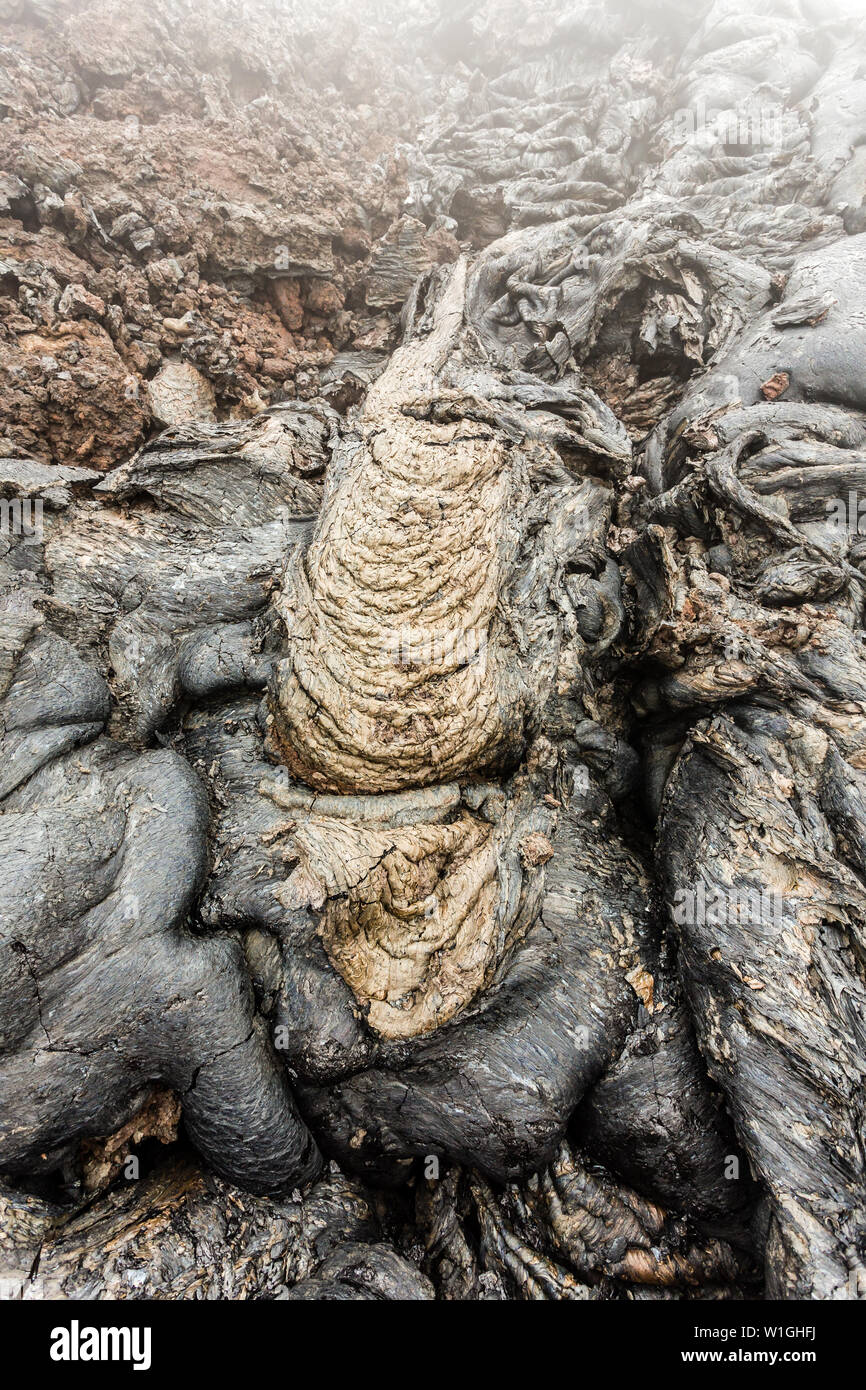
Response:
2,0,866,1302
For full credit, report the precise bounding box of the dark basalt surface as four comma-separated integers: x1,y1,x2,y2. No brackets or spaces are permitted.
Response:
1,0,865,1301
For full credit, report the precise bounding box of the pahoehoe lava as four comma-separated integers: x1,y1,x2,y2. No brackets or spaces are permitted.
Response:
0,0,865,1302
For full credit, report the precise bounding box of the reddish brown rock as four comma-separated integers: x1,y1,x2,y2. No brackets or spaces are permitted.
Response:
760,371,790,400
0,321,148,469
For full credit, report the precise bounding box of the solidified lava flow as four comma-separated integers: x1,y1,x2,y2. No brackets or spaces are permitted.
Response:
1,0,865,1302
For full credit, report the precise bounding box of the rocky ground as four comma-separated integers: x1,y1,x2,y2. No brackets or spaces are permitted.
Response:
1,0,866,1302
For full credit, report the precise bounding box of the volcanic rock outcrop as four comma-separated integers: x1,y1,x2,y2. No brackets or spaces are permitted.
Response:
1,0,865,1302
